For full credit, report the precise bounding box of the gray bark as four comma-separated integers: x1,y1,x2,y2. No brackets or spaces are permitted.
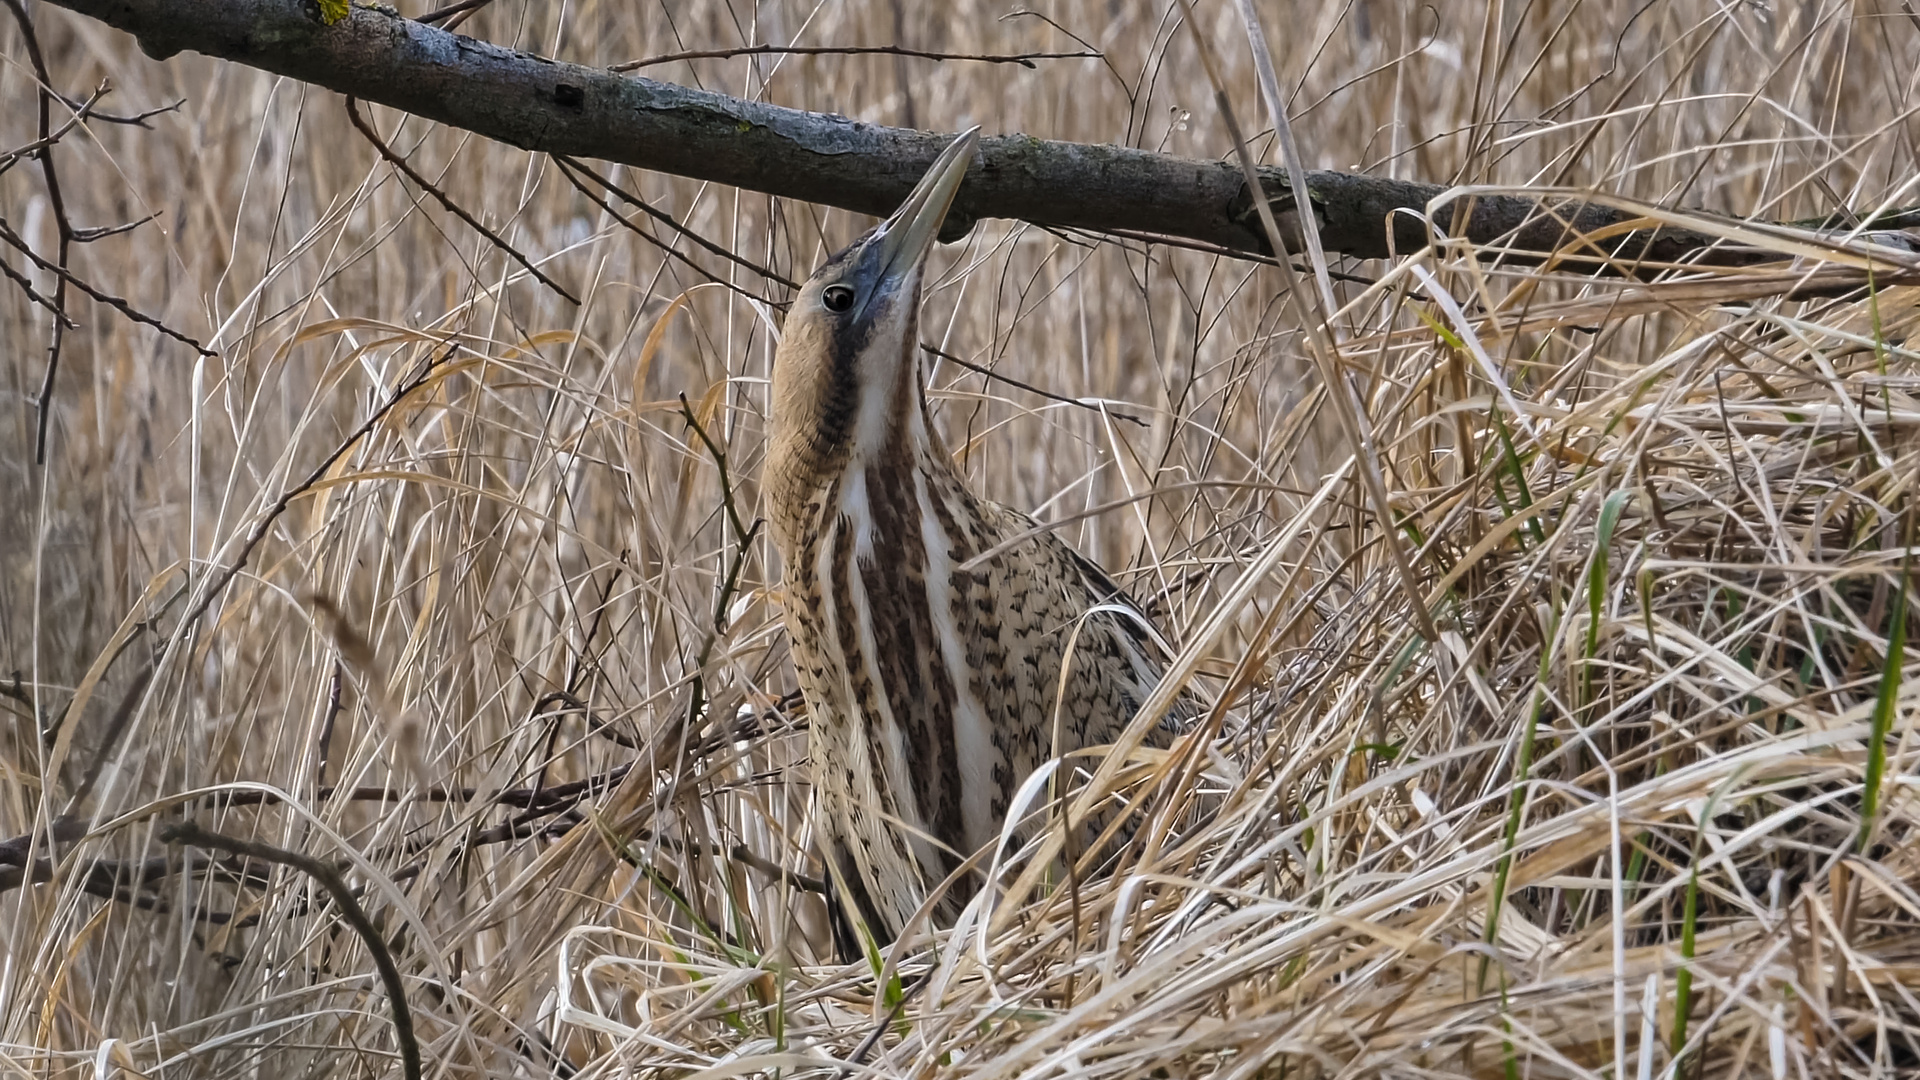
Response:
34,0,1919,271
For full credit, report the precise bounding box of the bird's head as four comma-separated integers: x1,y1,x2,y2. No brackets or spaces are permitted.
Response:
768,128,979,497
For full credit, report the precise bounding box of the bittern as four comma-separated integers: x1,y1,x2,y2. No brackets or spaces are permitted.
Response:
767,128,1179,949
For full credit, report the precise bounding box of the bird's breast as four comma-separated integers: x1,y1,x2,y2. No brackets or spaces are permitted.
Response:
774,455,1179,930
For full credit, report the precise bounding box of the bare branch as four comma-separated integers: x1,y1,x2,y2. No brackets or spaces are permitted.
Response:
53,87,183,126
551,153,794,299
3,0,77,464
0,216,215,355
345,96,579,305
0,82,106,175
611,43,1101,73
0,249,76,326
160,822,421,1080
71,212,161,242
30,0,1845,272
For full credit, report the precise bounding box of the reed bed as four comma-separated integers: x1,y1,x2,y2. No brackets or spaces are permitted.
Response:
3,1,1917,1077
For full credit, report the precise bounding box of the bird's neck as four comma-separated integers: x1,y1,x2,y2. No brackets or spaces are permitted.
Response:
766,347,955,559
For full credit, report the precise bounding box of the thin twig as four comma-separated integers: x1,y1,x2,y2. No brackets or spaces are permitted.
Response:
345,96,579,305
676,393,763,738
160,822,421,1080
0,673,32,716
558,152,798,287
0,250,75,325
4,0,77,463
0,815,85,868
314,660,343,787
0,852,214,913
413,0,489,23
678,393,754,549
0,82,105,176
612,43,1099,74
553,154,795,296
71,212,161,243
66,664,156,810
52,86,182,126
920,342,1148,426
1089,223,1379,286
416,0,491,29
728,844,828,893
841,976,929,1073
0,215,213,354
1000,9,1133,105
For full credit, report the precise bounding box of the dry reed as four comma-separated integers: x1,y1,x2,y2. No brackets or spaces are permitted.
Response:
3,1,1918,1077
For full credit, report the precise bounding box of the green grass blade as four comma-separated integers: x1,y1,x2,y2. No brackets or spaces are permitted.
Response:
1859,551,1909,852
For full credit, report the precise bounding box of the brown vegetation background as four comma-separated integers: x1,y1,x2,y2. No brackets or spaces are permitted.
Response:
4,1,1919,1077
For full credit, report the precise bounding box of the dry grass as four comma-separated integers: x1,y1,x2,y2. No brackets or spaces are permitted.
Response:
4,1,1920,1077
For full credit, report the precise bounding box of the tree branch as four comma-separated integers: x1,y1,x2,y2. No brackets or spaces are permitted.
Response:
345,95,578,304
611,43,1100,73
160,822,421,1080
30,0,1920,277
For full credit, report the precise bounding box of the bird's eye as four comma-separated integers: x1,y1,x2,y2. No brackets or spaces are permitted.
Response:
821,284,856,313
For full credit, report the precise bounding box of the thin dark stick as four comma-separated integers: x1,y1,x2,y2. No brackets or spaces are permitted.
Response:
208,762,639,815
1000,9,1133,104
551,570,633,751
436,0,491,32
0,852,220,915
841,975,928,1074
612,43,1099,74
0,251,74,324
552,158,737,293
920,343,1148,426
555,153,797,288
0,216,213,354
345,96,579,305
67,665,156,810
413,0,489,23
72,212,161,243
728,844,827,894
526,691,572,799
51,85,182,126
675,394,763,749
3,0,76,463
0,815,86,868
161,822,421,1080
0,673,32,716
0,83,105,175
45,581,184,813
552,155,794,300
314,660,344,788
1091,223,1379,286
678,394,753,546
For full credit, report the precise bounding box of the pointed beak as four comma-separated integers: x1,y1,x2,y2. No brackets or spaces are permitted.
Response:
872,127,980,293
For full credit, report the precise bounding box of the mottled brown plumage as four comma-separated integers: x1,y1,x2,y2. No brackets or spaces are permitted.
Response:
766,130,1179,948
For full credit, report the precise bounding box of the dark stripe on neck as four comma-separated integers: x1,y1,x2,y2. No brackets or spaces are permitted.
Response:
854,456,965,877
809,332,863,460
